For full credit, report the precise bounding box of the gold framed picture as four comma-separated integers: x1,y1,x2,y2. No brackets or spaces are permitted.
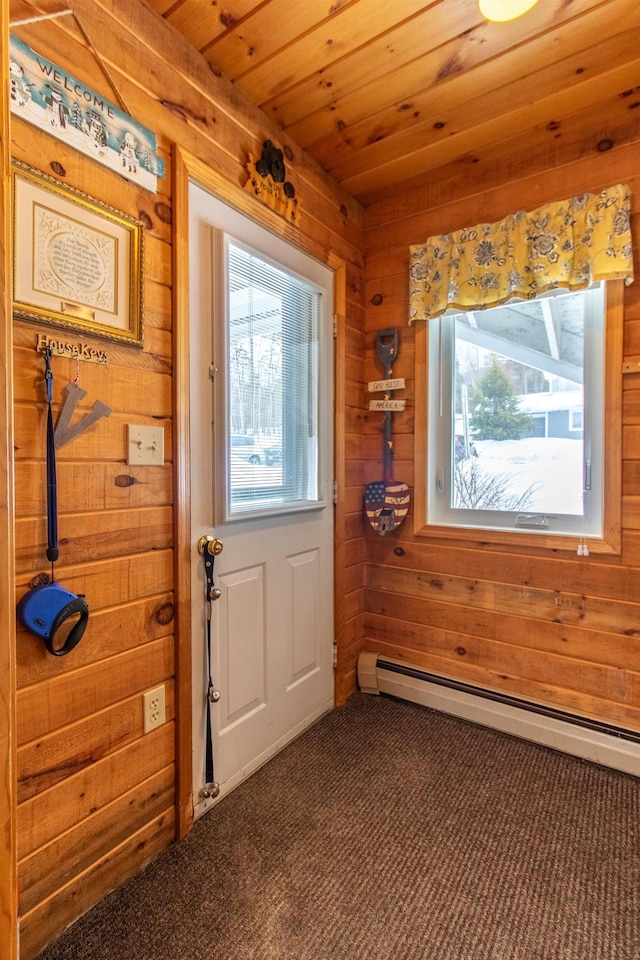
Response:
12,160,144,346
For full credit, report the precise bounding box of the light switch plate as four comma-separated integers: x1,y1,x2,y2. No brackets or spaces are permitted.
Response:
127,424,164,465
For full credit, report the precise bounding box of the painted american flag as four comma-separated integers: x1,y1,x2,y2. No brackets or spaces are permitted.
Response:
364,480,410,535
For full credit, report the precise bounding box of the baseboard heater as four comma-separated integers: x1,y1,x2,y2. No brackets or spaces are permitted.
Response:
358,652,640,777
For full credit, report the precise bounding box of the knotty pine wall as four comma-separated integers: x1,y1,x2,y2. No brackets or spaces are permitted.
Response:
362,138,640,733
1,1,18,957
9,1,365,956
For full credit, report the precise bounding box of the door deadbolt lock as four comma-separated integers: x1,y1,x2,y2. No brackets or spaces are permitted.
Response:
198,535,223,557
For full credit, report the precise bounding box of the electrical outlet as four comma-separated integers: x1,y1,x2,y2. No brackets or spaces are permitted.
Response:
143,684,166,733
127,424,164,465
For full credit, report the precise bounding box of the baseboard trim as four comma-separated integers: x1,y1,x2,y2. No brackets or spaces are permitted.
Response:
359,654,640,777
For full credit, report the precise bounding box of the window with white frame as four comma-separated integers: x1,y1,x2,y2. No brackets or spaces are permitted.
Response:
425,284,606,538
410,186,631,551
220,236,326,519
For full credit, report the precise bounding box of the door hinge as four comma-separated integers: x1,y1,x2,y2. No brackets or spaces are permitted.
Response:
332,314,338,339
208,364,217,381
332,479,338,504
333,640,338,669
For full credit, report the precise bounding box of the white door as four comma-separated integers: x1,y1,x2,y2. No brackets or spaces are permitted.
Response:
189,183,334,816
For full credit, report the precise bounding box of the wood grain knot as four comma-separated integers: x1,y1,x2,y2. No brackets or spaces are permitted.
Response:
160,100,188,122
115,474,137,487
50,161,66,177
393,547,405,556
32,572,51,587
154,602,175,626
456,647,466,656
138,210,153,230
154,202,172,224
437,55,463,82
371,293,384,306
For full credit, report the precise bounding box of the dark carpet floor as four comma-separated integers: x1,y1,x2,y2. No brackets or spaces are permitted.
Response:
37,693,640,960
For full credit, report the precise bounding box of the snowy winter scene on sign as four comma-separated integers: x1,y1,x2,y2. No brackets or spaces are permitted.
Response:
10,35,164,191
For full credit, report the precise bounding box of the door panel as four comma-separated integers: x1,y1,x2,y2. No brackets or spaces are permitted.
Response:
217,563,265,725
288,549,321,683
189,183,334,815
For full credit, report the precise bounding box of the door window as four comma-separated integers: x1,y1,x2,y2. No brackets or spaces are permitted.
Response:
220,237,324,519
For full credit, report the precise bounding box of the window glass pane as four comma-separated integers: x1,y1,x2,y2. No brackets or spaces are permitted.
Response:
452,293,585,517
226,239,321,515
427,284,605,538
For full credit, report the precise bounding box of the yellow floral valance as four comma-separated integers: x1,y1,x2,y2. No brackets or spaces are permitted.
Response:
408,184,634,323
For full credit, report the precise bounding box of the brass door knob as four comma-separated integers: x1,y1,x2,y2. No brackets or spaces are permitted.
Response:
197,535,223,556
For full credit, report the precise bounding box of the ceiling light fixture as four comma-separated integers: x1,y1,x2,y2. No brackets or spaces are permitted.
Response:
479,0,540,22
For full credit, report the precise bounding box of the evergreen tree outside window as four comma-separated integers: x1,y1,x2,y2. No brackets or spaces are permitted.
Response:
468,355,534,443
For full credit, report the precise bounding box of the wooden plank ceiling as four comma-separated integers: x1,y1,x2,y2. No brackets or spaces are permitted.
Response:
147,0,639,204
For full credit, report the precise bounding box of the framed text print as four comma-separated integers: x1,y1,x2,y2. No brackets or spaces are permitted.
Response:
12,161,144,346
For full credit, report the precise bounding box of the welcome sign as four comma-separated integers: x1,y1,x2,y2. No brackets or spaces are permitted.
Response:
9,35,164,192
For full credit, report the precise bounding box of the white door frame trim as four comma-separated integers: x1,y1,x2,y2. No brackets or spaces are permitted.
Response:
172,145,345,838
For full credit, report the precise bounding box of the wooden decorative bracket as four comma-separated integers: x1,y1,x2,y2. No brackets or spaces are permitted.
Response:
244,139,301,225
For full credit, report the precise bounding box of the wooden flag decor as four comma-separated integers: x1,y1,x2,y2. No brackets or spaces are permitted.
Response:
363,328,411,535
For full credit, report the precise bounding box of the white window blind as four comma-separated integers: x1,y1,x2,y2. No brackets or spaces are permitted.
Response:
226,238,322,516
